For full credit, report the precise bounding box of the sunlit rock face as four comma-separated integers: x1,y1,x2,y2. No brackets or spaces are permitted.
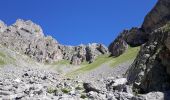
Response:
0,20,7,33
0,19,63,63
13,19,44,37
0,19,108,64
60,43,109,65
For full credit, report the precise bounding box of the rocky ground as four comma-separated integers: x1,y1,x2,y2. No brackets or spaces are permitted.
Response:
0,0,170,99
77,61,132,83
0,63,167,100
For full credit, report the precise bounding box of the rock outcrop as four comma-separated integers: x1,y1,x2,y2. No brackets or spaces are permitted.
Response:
60,43,108,65
0,19,63,63
142,0,170,33
109,0,170,57
126,23,170,93
0,20,7,33
0,19,108,64
109,28,147,57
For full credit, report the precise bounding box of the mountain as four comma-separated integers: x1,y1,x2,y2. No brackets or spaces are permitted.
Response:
0,0,170,99
109,0,170,57
0,19,108,65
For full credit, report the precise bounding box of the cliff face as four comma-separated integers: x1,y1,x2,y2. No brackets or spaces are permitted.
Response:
60,43,108,65
127,23,170,93
108,28,147,57
0,19,63,63
109,0,170,57
142,0,170,33
0,19,108,64
108,0,170,94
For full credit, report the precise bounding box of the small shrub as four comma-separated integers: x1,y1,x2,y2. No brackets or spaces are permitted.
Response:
47,87,57,94
75,86,83,90
80,94,87,99
61,88,70,94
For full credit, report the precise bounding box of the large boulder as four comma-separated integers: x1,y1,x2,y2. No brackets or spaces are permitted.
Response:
109,39,128,57
133,91,170,100
108,30,129,57
83,82,100,93
86,43,108,63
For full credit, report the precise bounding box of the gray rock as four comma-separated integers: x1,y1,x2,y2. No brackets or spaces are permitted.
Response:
133,91,170,100
60,43,108,65
109,35,128,57
114,92,133,100
0,19,63,63
0,20,7,33
106,78,128,92
127,23,170,93
108,28,147,57
83,82,100,93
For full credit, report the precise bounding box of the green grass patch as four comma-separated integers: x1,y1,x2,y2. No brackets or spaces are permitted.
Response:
110,46,140,67
51,60,70,65
61,88,71,94
0,49,17,66
67,54,112,76
0,59,5,65
0,51,5,58
0,51,6,65
67,46,140,76
80,94,87,99
47,87,57,94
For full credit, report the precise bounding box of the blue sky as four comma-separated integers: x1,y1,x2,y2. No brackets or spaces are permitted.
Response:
0,0,157,46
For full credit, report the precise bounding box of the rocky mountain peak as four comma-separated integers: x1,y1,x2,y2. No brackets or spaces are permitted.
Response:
13,19,44,37
0,19,108,65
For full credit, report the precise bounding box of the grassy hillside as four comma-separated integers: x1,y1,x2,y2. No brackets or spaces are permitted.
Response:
51,60,70,65
0,45,40,67
0,48,16,66
109,46,140,67
67,46,140,76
